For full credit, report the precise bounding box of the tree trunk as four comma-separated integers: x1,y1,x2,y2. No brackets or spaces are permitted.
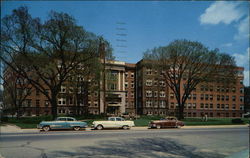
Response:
178,103,184,120
51,93,58,120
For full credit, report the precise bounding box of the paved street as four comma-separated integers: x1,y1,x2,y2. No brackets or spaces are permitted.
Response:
0,126,249,158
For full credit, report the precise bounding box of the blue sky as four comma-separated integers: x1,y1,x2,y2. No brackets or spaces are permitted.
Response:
1,1,249,86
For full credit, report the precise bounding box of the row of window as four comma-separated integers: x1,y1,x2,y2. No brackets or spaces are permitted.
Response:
146,91,165,97
125,72,134,78
145,100,166,108
145,80,166,87
199,85,243,93
169,93,244,102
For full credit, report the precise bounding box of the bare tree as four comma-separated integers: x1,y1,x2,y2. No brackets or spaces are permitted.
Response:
144,40,237,119
1,71,32,118
1,7,110,119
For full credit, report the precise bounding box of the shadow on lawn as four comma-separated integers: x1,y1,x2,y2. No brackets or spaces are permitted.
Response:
50,137,225,158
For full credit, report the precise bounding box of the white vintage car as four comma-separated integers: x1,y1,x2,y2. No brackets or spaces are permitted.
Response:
92,117,135,130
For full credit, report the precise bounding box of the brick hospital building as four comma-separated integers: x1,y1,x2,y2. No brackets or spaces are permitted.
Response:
3,59,245,118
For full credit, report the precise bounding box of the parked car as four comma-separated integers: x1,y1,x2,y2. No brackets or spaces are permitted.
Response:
37,117,88,131
148,117,184,129
92,117,135,130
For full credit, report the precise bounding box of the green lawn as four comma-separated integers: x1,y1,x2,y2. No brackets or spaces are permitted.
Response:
1,115,249,129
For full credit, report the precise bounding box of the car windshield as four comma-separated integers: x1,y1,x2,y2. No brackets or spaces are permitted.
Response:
109,118,115,121
56,118,67,121
67,118,75,121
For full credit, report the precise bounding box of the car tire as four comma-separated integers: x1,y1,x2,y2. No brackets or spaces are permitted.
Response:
156,125,161,129
122,125,129,130
73,126,81,131
96,125,103,130
42,126,50,132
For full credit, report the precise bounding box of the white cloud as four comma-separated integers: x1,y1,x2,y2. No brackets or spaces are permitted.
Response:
233,48,250,86
221,43,232,47
234,17,250,40
233,47,249,67
200,1,244,25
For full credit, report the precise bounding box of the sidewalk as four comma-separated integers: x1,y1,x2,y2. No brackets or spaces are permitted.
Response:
0,124,248,133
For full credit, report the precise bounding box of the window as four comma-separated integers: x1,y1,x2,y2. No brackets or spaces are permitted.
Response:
226,95,229,101
116,117,124,121
58,98,66,105
232,104,236,110
170,93,174,99
221,104,225,109
131,92,134,98
217,104,220,109
131,81,134,88
205,86,208,91
146,68,152,75
159,91,165,97
205,94,209,100
210,95,213,100
210,104,213,109
57,117,66,121
225,104,229,110
232,87,236,93
200,103,204,109
60,86,66,93
154,91,158,97
125,82,128,88
170,102,174,109
240,104,244,110
221,95,224,101
131,73,134,78
159,101,166,108
67,118,75,121
146,80,153,86
240,80,243,84
193,103,196,109
217,86,220,92
240,96,244,102
125,72,128,78
193,94,196,100
232,96,236,102
159,81,165,87
200,94,204,100
146,100,153,107
205,103,209,109
217,95,220,101
240,88,244,94
154,80,158,86
146,91,152,97
109,83,117,90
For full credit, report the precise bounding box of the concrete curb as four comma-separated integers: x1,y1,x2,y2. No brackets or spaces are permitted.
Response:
0,124,248,133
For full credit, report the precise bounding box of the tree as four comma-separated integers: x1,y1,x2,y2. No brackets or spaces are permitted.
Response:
1,70,32,118
144,39,237,119
1,7,112,119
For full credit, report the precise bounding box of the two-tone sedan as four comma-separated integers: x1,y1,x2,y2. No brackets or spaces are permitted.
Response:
92,117,135,130
37,117,88,131
148,117,184,129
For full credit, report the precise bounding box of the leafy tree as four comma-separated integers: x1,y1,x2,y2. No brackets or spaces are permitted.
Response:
144,40,237,119
1,7,112,119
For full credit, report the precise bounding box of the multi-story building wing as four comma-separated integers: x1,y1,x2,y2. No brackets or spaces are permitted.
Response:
3,59,244,118
136,60,244,117
125,63,136,116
